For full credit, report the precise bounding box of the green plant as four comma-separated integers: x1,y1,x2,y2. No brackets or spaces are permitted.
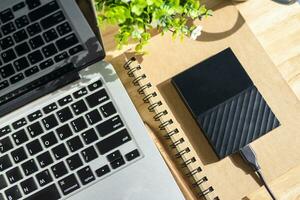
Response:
95,0,212,52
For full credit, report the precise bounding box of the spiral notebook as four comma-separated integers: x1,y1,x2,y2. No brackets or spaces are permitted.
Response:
121,57,218,200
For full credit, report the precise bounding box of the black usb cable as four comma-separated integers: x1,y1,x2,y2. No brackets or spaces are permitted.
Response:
239,145,277,200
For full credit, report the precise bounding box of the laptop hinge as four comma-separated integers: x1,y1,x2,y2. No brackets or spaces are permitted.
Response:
0,63,80,118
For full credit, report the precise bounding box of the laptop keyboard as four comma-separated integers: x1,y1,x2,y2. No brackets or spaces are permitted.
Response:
0,79,142,200
0,0,83,95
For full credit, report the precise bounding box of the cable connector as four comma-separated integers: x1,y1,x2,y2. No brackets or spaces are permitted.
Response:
240,145,260,171
239,145,277,200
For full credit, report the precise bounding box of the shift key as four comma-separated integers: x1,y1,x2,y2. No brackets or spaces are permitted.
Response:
56,33,79,51
58,174,80,195
96,115,124,137
41,11,65,30
24,184,61,200
96,129,131,155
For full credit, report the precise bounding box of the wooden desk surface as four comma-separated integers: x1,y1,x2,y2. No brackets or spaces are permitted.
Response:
235,0,300,100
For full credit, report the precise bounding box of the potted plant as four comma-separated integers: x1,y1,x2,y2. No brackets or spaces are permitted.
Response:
95,0,212,52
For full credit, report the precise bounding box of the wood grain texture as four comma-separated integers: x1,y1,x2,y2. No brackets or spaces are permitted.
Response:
235,0,300,100
246,165,300,200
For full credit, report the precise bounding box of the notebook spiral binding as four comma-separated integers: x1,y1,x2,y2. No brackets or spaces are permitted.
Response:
124,57,219,200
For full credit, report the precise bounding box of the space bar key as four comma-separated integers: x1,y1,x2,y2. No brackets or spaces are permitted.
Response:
24,184,61,200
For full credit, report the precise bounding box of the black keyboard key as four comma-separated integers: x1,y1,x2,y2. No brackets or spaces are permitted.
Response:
56,124,73,140
41,11,65,30
67,136,83,152
26,139,43,155
56,33,79,51
86,89,109,108
100,102,117,118
43,102,58,114
12,129,28,145
12,118,27,129
54,51,68,62
110,157,125,169
29,35,44,49
125,149,140,161
21,159,38,176
106,150,122,163
51,162,68,178
14,57,29,71
81,128,98,145
71,100,88,115
88,80,103,91
15,42,30,56
0,36,14,50
81,146,98,163
58,174,80,195
96,116,124,137
13,2,26,12
0,174,7,190
77,166,95,185
0,9,14,24
41,131,57,148
43,28,58,42
13,29,28,43
26,0,41,10
36,169,52,187
28,50,44,65
25,66,39,77
1,49,16,63
66,154,83,171
27,122,43,138
96,129,132,155
71,117,87,133
15,16,29,29
42,114,58,130
1,22,16,35
6,167,23,184
0,80,9,91
0,137,13,154
40,58,54,70
27,110,42,122
95,165,110,177
69,44,84,55
56,107,73,123
0,64,15,78
0,154,12,172
73,88,87,99
27,23,41,36
24,184,61,200
5,185,22,200
42,43,57,58
52,143,68,160
58,95,73,106
57,22,72,36
0,125,11,137
85,109,102,125
37,151,53,168
20,177,37,195
10,73,24,84
11,147,27,164
28,1,59,21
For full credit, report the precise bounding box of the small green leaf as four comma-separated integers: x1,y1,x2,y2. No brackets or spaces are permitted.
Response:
95,0,211,52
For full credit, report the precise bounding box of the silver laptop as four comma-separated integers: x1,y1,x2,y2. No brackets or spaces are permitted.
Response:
0,0,185,199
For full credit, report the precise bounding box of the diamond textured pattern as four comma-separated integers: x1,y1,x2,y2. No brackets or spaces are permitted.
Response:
198,86,280,158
